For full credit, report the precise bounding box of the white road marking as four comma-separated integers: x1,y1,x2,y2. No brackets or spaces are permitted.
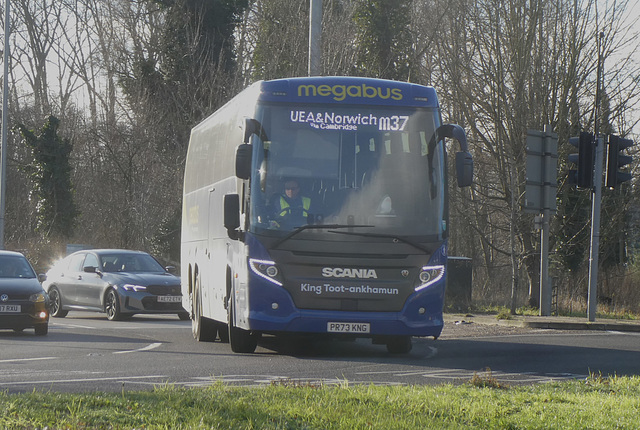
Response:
0,357,57,364
53,323,96,329
0,375,167,386
113,342,162,354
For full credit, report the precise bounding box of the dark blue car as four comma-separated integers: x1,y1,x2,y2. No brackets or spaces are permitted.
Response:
0,251,49,335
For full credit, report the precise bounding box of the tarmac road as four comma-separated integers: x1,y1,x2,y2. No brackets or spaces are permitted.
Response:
1,312,639,393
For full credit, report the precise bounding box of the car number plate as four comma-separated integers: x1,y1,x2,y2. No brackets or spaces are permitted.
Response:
157,296,181,303
0,304,21,313
327,322,370,333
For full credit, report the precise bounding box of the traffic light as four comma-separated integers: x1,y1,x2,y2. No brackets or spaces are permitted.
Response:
605,135,633,189
568,131,595,189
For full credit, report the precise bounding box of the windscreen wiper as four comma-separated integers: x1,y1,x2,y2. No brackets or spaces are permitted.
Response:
326,230,430,254
272,224,373,249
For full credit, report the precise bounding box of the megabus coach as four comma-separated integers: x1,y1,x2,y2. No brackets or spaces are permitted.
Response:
181,76,473,353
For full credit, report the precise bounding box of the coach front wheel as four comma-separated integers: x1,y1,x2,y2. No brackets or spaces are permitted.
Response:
386,336,412,354
227,294,257,353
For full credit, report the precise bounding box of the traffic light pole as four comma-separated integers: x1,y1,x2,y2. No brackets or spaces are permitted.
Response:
539,125,556,316
0,0,10,249
587,136,604,322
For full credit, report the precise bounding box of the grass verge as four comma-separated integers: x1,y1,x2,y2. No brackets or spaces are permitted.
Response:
2,374,640,429
454,304,640,321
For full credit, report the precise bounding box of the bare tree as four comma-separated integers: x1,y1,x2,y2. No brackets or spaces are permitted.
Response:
430,0,640,310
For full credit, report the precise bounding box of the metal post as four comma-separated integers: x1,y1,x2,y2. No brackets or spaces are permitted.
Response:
0,0,10,249
539,125,555,316
587,136,603,322
308,0,322,76
587,31,605,322
539,209,550,315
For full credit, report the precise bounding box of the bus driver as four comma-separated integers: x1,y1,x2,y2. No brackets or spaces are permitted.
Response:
270,179,312,229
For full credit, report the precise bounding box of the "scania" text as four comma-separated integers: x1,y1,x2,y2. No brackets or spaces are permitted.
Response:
321,268,378,279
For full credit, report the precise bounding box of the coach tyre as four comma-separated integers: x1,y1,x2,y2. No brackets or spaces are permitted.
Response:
191,287,202,339
217,320,230,343
227,289,257,353
48,286,68,318
192,276,217,342
386,336,412,354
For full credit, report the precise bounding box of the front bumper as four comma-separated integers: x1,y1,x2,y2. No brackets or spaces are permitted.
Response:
249,309,444,338
246,279,445,338
118,288,186,314
0,302,49,330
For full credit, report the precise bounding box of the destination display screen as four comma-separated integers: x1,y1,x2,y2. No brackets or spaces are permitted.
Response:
290,110,409,132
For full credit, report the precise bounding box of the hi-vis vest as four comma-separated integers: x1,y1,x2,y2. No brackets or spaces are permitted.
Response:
279,196,311,218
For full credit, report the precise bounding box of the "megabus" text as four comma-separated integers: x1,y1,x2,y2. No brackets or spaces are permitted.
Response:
298,84,403,102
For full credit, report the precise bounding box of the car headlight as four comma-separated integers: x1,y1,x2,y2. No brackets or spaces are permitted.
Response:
122,284,147,292
249,259,283,286
414,265,445,291
29,293,46,303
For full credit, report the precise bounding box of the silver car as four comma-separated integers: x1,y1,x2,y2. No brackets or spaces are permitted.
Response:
43,249,188,321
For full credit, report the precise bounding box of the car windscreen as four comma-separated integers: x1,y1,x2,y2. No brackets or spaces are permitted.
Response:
0,255,37,279
99,253,165,273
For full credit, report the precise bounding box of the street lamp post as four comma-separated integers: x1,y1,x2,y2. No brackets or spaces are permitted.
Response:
0,0,10,249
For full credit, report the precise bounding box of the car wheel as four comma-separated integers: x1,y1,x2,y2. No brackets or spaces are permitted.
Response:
48,287,68,318
12,327,24,332
227,291,257,353
178,312,190,321
34,324,48,336
105,289,125,321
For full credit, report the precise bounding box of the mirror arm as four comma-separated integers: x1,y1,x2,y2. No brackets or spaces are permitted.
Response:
438,124,468,152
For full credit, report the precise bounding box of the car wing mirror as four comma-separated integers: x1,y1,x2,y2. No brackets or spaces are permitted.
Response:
84,266,103,276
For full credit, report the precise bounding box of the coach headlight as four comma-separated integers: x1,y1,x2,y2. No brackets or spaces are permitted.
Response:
415,265,445,292
249,259,283,287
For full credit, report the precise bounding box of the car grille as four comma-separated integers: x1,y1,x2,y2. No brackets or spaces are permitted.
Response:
2,293,30,301
145,285,181,295
138,284,182,311
140,297,183,311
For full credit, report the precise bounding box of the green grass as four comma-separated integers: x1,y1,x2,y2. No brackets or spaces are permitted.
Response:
557,309,639,320
3,375,640,429
461,304,640,321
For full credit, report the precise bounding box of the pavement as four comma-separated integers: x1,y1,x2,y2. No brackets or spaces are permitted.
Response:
443,313,640,333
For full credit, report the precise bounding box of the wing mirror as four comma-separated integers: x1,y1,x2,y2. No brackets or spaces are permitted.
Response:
438,124,473,187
